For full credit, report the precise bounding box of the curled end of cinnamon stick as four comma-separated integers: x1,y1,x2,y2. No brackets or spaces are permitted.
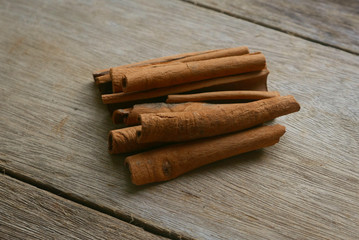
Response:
108,129,132,154
112,109,131,124
124,155,158,185
109,126,162,155
108,126,141,154
286,95,301,112
92,69,110,80
110,68,124,93
95,74,111,86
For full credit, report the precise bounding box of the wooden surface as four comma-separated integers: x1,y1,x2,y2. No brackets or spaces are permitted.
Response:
191,0,359,54
0,175,167,240
1,0,358,239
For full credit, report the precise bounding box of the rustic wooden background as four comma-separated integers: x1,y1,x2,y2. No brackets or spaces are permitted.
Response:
1,0,358,239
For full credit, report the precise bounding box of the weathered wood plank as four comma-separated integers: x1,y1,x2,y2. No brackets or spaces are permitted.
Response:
0,175,167,240
0,0,358,239
190,0,359,54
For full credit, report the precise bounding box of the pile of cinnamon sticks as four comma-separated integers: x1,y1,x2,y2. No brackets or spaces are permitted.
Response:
93,46,300,185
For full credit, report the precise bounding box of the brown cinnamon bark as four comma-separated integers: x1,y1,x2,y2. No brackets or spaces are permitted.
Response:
166,91,280,103
112,108,132,125
94,74,112,85
113,102,203,125
120,53,266,93
108,126,161,154
92,69,109,78
125,124,286,185
102,69,269,105
105,72,268,111
137,95,300,143
113,102,241,125
93,46,249,85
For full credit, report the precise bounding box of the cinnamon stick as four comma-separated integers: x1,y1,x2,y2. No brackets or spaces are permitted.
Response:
166,91,280,103
137,95,300,143
93,46,249,85
125,124,286,185
112,47,251,92
95,74,112,85
102,69,269,105
92,69,109,78
120,53,266,93
113,102,202,125
108,126,161,154
112,108,132,125
113,102,240,125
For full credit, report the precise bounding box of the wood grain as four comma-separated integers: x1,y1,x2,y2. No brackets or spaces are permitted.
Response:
0,0,358,239
190,0,359,54
0,175,167,240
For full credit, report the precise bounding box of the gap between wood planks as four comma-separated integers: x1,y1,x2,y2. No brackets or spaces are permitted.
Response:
1,165,193,240
179,0,359,56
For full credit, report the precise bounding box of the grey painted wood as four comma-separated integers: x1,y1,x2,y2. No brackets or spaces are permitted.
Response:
0,175,167,240
191,0,359,54
0,0,358,239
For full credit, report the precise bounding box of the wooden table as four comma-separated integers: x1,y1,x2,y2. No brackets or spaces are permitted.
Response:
1,0,358,239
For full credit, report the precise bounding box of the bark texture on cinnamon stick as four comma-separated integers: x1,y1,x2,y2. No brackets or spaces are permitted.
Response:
93,46,249,80
93,68,109,78
125,124,286,185
166,91,280,103
113,102,241,125
95,74,111,85
138,95,300,143
113,102,205,125
108,126,161,154
120,53,266,93
110,46,250,92
94,46,250,92
102,69,269,104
